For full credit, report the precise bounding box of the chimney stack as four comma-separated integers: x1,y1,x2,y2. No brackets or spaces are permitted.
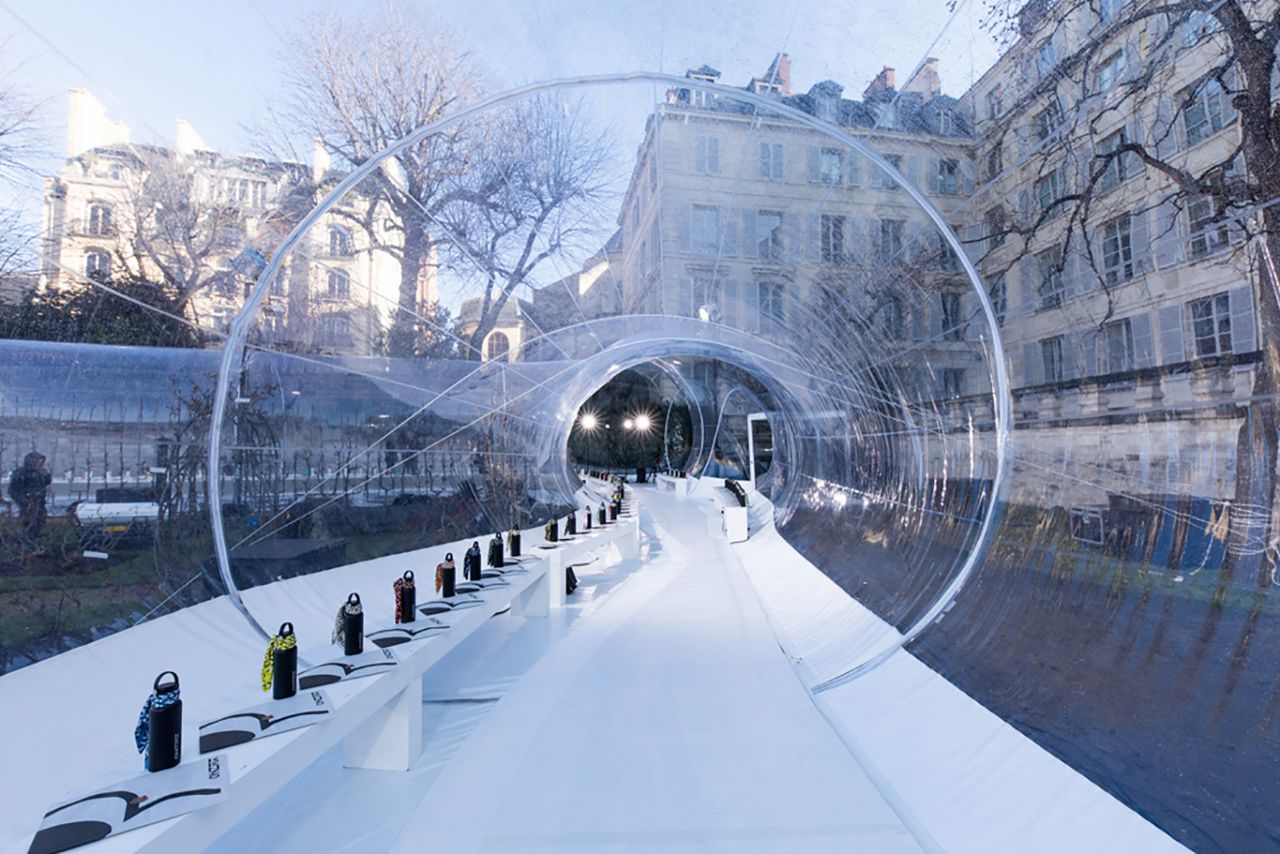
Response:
863,66,896,101
768,53,792,95
313,138,331,181
902,58,942,98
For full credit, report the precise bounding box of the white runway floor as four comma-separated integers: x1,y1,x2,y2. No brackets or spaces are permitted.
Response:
212,488,924,853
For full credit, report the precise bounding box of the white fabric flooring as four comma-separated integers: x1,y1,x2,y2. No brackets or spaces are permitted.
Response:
385,489,922,853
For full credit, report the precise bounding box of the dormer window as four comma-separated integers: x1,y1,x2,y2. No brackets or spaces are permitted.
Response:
816,94,837,123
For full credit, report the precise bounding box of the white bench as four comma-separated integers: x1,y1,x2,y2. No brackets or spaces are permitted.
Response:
31,516,643,853
654,474,692,496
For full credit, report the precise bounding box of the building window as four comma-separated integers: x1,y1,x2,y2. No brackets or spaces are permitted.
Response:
1035,40,1057,78
937,110,957,136
695,135,720,174
648,158,658,192
1101,213,1135,283
329,227,352,257
227,178,267,208
942,368,965,398
1035,170,1061,215
1096,129,1130,190
1188,196,1229,258
936,158,960,195
326,269,350,299
758,281,785,332
757,210,784,260
1099,0,1132,23
1103,317,1135,373
986,143,1003,181
1041,335,1066,383
212,270,237,297
988,273,1007,325
1182,77,1225,146
1189,292,1232,357
820,214,845,263
691,204,720,254
1183,9,1221,46
85,249,111,281
986,87,1003,119
485,331,511,361
818,148,843,184
941,293,963,340
878,218,904,263
1037,248,1064,309
1034,99,1064,142
1097,51,1126,93
87,203,113,237
816,93,838,123
320,315,351,346
876,154,902,189
878,295,904,338
759,142,784,179
985,206,1006,250
938,232,960,272
690,277,721,318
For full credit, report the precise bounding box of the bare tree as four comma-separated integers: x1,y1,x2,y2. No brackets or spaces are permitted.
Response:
113,150,249,321
969,0,1280,578
0,44,44,279
276,2,490,357
438,98,615,357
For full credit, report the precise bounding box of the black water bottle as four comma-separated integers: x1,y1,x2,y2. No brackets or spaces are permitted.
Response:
273,623,297,700
585,506,592,530
343,593,363,655
488,535,503,568
147,671,182,772
565,512,576,536
598,504,606,525
399,572,416,623
609,501,619,521
440,553,456,598
508,530,521,557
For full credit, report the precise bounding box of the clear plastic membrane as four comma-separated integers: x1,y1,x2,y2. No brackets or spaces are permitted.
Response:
3,67,1276,853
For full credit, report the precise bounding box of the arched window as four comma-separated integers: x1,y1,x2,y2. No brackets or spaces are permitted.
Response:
85,249,111,281
87,203,113,237
485,331,511,362
328,227,352,257
326,270,350,299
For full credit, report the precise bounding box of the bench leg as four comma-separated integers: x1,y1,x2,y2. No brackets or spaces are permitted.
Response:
614,518,640,560
546,550,566,610
512,563,551,617
343,676,423,771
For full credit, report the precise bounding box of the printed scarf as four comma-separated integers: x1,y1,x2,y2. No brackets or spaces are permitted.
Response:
260,631,298,691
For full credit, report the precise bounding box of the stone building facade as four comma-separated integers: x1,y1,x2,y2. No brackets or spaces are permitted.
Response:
39,89,434,355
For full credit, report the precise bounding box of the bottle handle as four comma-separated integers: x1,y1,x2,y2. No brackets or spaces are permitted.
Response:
278,622,294,637
403,570,414,582
153,670,179,693
347,592,361,606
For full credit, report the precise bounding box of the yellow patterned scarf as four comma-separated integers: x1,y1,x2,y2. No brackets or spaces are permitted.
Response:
261,631,298,691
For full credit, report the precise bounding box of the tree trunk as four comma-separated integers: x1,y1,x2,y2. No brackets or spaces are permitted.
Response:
387,216,429,357
1226,214,1280,587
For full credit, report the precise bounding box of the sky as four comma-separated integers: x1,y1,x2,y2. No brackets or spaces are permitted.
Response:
0,0,1003,211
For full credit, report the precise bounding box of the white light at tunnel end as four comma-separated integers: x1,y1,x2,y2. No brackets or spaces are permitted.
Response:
207,70,1013,672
